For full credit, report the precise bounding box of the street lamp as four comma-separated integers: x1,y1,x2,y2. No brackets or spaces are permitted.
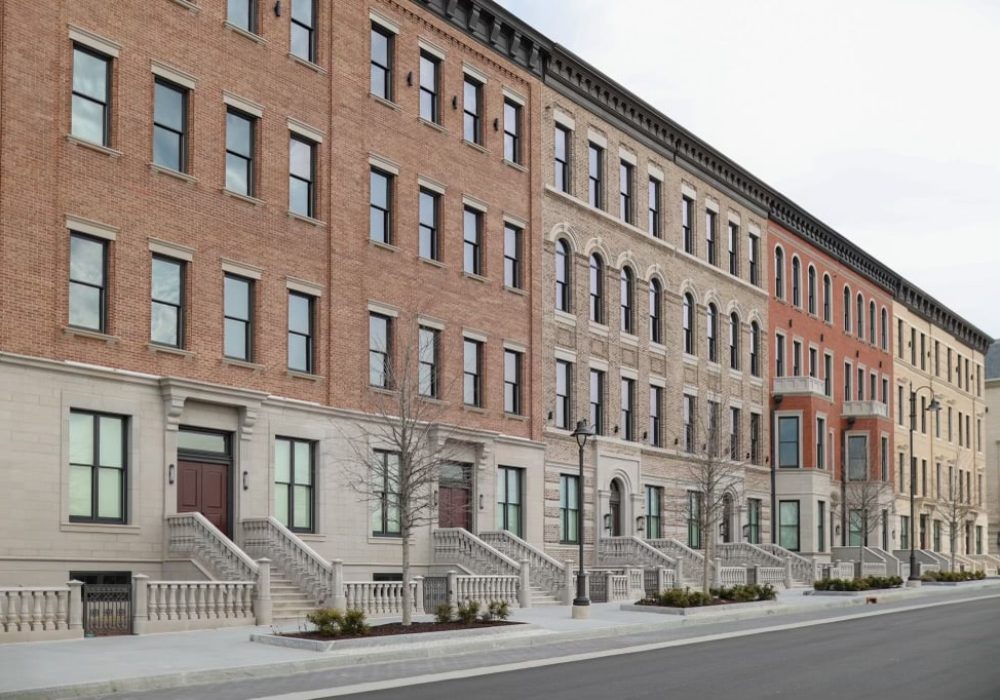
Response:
908,383,941,584
571,419,595,618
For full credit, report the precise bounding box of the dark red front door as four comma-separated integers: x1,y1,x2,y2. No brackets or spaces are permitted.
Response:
438,485,471,529
177,460,230,535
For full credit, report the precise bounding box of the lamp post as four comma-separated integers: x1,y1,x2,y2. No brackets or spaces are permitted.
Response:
908,383,941,584
571,419,595,618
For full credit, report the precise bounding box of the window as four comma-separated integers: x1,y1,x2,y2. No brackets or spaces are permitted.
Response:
554,125,571,192
371,450,400,537
911,329,917,366
816,417,826,469
683,395,696,453
809,347,818,378
287,291,314,373
807,266,816,314
682,196,694,254
933,520,941,552
920,333,926,370
747,499,762,544
496,467,523,536
649,385,662,447
463,207,482,275
463,76,483,145
750,413,762,465
777,416,800,468
225,109,255,196
857,368,864,400
818,500,826,552
848,510,863,547
682,293,695,355
418,188,439,261
290,0,316,62
748,232,760,286
370,23,393,100
228,0,256,32
705,210,717,265
418,326,438,398
707,401,720,456
899,386,905,427
71,46,111,146
419,52,440,123
900,515,910,550
555,360,572,430
150,255,184,348
588,143,604,209
369,168,393,244
899,320,906,360
823,274,832,322
844,362,852,401
856,294,865,339
977,527,984,556
847,435,868,480
648,178,661,237
289,134,316,217
589,254,604,323
881,436,889,481
620,268,634,334
775,333,785,377
883,378,890,407
153,79,188,172
590,369,605,435
688,491,703,549
723,221,738,276
706,303,718,363
224,274,253,361
779,501,800,551
555,239,571,312
504,223,522,289
68,233,108,332
750,322,761,377
369,313,392,388
463,339,482,407
824,353,833,397
729,313,740,370
645,486,663,539
504,349,522,415
791,257,801,307
618,377,637,440
275,437,314,532
792,340,802,376
730,407,741,460
559,475,580,544
504,99,522,164
774,247,784,299
869,302,877,345
649,279,662,344
843,286,851,332
69,411,126,523
619,161,634,223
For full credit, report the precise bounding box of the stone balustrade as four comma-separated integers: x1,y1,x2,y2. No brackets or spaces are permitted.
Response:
242,517,343,608
758,543,816,583
715,565,748,587
447,571,520,608
135,578,256,633
0,583,83,643
433,528,520,577
754,566,786,586
717,543,785,568
344,580,424,617
166,512,259,582
599,537,678,572
480,530,569,602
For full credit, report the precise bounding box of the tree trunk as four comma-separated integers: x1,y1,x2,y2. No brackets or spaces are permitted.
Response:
702,519,712,594
401,520,412,626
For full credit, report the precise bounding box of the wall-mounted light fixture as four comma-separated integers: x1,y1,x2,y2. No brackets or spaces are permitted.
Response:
603,513,611,531
273,1,281,17
452,96,458,110
635,516,645,533
432,490,438,507
168,463,175,484
406,71,413,86
242,471,249,491
478,494,484,510
742,523,750,540
493,118,500,132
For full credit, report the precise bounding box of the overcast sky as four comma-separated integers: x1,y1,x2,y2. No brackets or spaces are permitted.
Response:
499,0,1000,339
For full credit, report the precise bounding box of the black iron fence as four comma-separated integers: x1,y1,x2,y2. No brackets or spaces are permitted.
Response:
82,584,132,636
422,576,448,612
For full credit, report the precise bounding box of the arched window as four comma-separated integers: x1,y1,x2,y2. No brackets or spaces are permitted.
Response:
707,303,718,363
774,247,784,299
856,293,864,339
589,254,604,324
649,278,662,344
683,293,695,355
729,312,740,370
750,321,761,377
620,267,634,334
807,266,816,314
843,286,851,332
791,256,801,307
880,307,888,351
555,239,570,312
869,301,876,344
823,274,832,322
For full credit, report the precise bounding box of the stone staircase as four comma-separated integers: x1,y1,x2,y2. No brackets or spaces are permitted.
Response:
527,586,561,606
269,566,319,621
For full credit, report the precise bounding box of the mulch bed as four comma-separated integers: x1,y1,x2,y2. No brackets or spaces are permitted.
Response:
283,620,522,641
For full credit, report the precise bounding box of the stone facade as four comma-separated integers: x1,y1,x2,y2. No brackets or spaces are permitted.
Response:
985,341,1000,555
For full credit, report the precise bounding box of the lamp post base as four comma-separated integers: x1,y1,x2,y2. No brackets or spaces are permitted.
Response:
571,603,591,619
906,577,922,588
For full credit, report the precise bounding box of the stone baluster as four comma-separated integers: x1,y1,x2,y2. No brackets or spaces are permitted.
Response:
165,584,177,621
55,588,68,630
29,590,42,631
18,589,31,631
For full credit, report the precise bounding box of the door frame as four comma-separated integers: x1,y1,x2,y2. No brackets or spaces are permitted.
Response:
609,479,623,537
177,427,234,538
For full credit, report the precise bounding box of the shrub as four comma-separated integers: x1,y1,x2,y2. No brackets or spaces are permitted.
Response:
481,600,511,622
456,599,480,624
654,587,711,608
341,609,369,636
813,575,903,591
435,603,454,624
711,584,776,603
922,569,986,583
307,608,344,638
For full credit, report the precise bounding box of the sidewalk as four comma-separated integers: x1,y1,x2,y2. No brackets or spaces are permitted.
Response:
2,581,998,700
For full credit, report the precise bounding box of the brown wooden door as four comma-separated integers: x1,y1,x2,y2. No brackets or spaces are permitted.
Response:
609,480,622,536
177,460,230,536
438,485,471,529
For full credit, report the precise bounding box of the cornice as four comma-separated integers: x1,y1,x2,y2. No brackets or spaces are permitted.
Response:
895,280,992,354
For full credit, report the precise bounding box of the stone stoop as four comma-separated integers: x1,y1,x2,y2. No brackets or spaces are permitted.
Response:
268,568,318,621
528,586,561,607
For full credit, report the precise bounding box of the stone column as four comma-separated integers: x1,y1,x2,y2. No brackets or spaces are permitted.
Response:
518,559,531,608
784,559,793,589
254,558,272,625
413,576,425,615
331,559,346,611
447,570,458,609
67,580,84,635
712,558,722,589
563,561,574,605
132,574,149,635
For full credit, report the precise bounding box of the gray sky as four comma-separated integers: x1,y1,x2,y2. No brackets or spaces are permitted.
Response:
499,0,1000,339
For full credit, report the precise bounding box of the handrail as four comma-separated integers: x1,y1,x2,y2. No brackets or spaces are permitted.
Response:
241,517,333,604
432,529,520,576
599,536,677,570
166,512,258,581
479,530,566,598
646,538,701,580
716,542,784,568
758,543,814,583
481,530,566,570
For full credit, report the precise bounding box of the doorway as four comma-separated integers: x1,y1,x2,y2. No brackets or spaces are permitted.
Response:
176,428,232,537
609,479,623,536
722,493,734,543
438,462,473,530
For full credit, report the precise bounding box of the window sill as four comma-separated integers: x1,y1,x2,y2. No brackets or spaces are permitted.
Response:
554,309,577,327
504,159,527,173
368,535,404,545
504,285,527,297
462,271,489,284
63,326,120,344
462,139,489,155
66,134,122,158
418,395,448,406
418,117,447,134
682,353,699,366
148,343,195,358
149,163,197,184
297,533,326,543
223,21,266,44
729,368,743,380
287,370,322,382
288,211,327,227
504,412,528,421
222,188,264,206
61,522,141,535
462,405,487,414
648,342,667,355
288,53,326,75
620,333,639,347
168,0,200,12
369,93,401,111
369,239,399,253
589,321,609,338
369,386,399,397
706,362,722,373
222,357,265,371
419,256,446,269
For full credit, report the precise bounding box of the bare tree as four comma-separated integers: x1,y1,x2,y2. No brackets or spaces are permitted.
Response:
933,459,977,571
840,478,894,573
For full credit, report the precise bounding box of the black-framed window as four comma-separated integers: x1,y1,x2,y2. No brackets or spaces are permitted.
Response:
224,274,253,361
843,286,852,332
648,178,661,237
775,333,785,377
153,79,187,172
554,125,571,192
807,266,817,314
777,415,799,468
369,167,393,244
555,239,571,312
418,188,439,261
228,0,257,32
418,326,439,398
728,222,739,276
150,255,184,348
793,340,802,377
817,500,826,552
463,76,483,144
706,303,718,363
748,232,760,286
590,368,605,435
464,338,482,407
682,196,694,254
275,437,314,532
290,0,316,62
504,349,522,415
504,223,522,289
620,267,634,334
619,160,633,224
707,400,721,456
69,232,108,332
856,293,865,339
729,312,740,370
496,466,523,536
791,257,801,307
869,301,877,345
369,313,392,388
504,99,521,164
226,109,255,196
683,394,695,453
588,143,604,209
645,485,662,539
730,407,741,460
589,254,604,323
419,52,440,123
779,500,800,551
750,413,762,465
555,360,572,430
774,247,784,299
620,377,635,441
372,449,400,536
559,474,579,544
823,274,832,322
816,417,826,469
705,210,717,265
370,23,393,100
287,291,314,373
881,307,888,351
289,134,316,217
687,491,703,549
649,384,662,447
649,278,662,344
69,411,127,523
747,498,761,544
824,353,833,397
750,321,761,377
682,293,694,354
71,45,111,146
847,434,868,481
463,207,482,275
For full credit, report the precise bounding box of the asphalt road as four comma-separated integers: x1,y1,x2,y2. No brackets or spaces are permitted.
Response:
334,598,1000,700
